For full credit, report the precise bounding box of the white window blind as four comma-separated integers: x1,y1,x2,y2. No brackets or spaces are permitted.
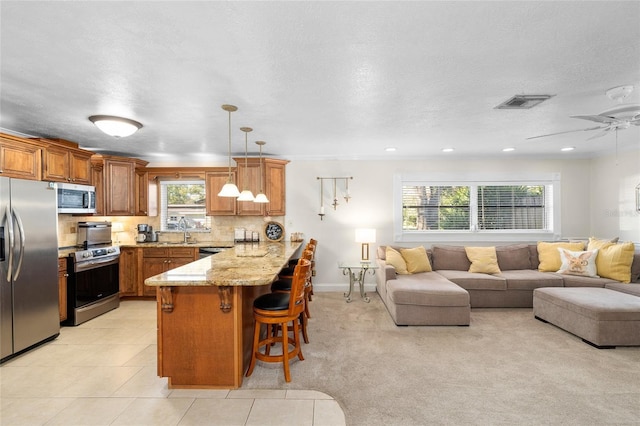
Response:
159,180,210,231
395,172,560,242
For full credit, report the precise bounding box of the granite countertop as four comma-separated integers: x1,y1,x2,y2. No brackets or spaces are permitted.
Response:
120,241,235,249
144,241,303,287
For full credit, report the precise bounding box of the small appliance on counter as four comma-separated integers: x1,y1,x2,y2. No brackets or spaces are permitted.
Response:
137,224,155,242
77,221,112,249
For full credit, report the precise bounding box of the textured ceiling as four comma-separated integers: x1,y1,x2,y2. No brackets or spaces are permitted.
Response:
1,1,639,165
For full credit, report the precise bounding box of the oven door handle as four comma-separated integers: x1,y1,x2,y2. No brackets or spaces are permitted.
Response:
75,256,119,273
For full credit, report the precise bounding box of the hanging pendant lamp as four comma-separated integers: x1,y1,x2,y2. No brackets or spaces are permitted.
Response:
254,141,269,203
237,127,255,201
218,105,241,197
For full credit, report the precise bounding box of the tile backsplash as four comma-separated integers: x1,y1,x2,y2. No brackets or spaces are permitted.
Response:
57,214,283,247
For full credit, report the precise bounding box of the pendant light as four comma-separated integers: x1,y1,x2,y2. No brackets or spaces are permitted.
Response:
237,127,255,201
254,141,269,203
218,105,241,197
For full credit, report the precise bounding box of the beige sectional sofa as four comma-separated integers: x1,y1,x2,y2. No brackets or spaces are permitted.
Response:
375,242,640,341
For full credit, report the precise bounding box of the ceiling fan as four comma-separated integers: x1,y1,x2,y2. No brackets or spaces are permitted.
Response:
527,85,640,140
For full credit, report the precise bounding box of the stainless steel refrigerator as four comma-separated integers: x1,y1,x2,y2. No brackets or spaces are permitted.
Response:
1,178,60,362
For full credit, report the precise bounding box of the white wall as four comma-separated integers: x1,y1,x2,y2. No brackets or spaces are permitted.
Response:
285,157,593,292
589,148,640,242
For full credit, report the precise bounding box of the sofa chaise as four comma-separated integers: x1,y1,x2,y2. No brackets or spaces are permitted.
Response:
375,241,640,347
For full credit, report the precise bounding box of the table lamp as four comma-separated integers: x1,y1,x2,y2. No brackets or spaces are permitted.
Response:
355,228,376,262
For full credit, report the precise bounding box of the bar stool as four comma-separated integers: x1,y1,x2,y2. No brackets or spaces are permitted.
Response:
246,258,311,383
272,247,314,343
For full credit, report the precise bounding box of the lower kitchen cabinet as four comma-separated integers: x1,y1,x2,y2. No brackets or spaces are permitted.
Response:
119,246,198,298
58,258,68,322
142,247,197,296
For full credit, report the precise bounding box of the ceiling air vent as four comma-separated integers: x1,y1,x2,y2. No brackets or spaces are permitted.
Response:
495,94,554,109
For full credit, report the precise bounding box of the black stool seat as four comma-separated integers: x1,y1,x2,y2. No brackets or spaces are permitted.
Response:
280,266,296,276
271,279,292,292
254,292,290,311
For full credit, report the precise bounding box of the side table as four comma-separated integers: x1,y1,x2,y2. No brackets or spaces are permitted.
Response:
338,261,378,303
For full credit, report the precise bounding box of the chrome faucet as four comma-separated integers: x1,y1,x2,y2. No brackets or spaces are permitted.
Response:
178,217,191,243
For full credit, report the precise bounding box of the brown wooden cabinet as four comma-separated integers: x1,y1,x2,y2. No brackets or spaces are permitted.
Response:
264,159,288,216
119,246,197,298
92,155,148,216
142,247,197,297
119,247,141,297
0,133,43,181
205,170,237,215
134,160,148,216
41,140,92,184
58,258,68,322
233,157,288,216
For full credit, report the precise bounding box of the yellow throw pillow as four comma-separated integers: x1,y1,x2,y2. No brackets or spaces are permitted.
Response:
537,242,585,272
465,246,501,274
400,246,432,274
386,247,409,275
587,240,635,283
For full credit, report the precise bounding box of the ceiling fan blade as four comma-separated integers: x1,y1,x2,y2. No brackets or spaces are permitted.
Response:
570,114,615,124
526,126,606,140
586,128,612,140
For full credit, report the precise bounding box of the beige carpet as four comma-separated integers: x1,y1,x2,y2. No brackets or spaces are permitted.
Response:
241,292,640,425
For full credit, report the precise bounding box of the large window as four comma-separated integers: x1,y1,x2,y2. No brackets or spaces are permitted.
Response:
159,180,210,231
395,173,560,242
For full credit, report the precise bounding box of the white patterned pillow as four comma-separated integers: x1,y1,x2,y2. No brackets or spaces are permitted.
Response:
557,248,599,277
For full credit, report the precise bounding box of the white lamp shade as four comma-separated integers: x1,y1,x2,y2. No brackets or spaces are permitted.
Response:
254,192,269,203
237,189,255,201
89,115,142,137
218,182,240,197
355,228,376,243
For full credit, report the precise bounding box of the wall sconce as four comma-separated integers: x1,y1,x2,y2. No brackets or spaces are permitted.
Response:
89,115,142,137
317,176,353,219
355,228,376,262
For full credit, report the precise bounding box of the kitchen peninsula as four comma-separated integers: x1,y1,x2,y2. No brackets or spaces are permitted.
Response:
145,241,302,388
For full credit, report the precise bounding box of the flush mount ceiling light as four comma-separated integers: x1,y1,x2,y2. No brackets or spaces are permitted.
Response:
88,115,142,137
237,127,255,202
218,104,241,198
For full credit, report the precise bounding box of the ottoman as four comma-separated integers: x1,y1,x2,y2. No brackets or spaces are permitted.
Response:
533,287,640,348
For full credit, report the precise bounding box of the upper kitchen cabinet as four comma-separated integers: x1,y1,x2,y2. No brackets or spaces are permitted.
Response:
205,169,237,216
0,133,43,181
233,157,288,216
92,154,148,216
134,160,148,216
40,139,92,184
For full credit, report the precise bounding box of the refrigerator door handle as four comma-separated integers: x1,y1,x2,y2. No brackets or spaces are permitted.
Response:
12,208,25,280
4,204,14,282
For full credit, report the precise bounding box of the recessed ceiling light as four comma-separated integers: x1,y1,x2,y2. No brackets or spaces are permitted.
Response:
385,147,397,152
502,147,515,152
561,146,575,152
442,148,454,153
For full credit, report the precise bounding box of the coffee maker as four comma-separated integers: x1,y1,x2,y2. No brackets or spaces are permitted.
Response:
137,224,153,243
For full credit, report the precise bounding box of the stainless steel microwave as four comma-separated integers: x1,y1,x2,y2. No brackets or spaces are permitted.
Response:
57,183,97,214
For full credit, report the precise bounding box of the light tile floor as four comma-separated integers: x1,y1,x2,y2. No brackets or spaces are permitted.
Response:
0,300,345,426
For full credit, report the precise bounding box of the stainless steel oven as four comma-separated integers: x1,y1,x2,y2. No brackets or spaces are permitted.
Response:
63,221,120,326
